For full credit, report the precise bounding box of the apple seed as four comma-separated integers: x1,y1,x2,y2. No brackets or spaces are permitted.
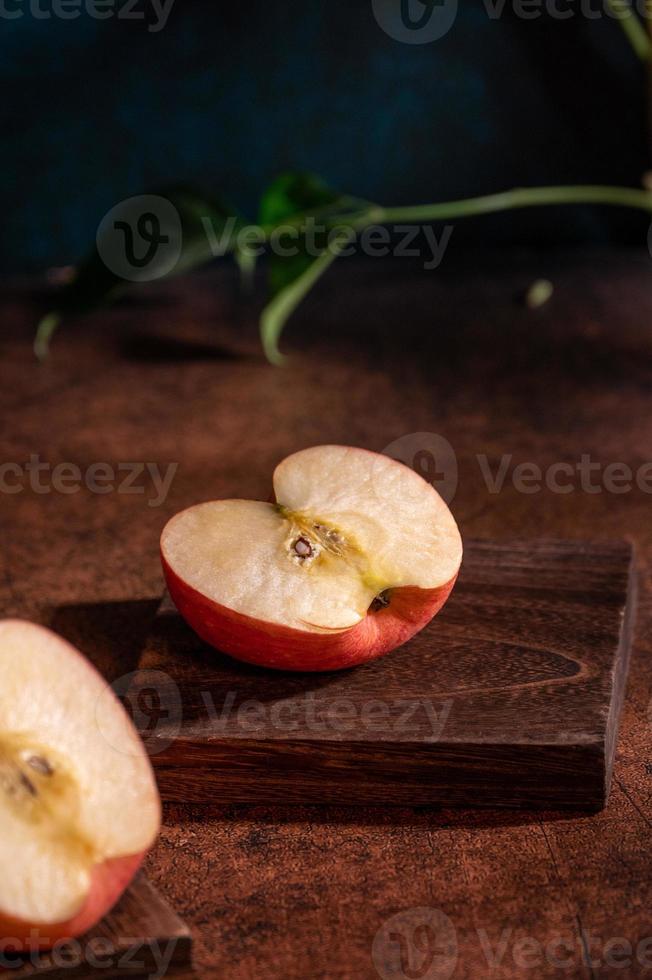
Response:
371,590,391,611
19,771,37,797
27,755,54,776
293,537,314,559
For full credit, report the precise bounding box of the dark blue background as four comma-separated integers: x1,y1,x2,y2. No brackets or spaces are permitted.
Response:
1,0,647,272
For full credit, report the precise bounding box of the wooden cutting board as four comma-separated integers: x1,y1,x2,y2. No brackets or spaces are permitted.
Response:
129,539,637,810
5,876,192,978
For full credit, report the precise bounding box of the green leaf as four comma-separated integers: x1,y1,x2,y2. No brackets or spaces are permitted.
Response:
260,227,355,365
164,185,244,274
258,171,347,228
35,185,244,358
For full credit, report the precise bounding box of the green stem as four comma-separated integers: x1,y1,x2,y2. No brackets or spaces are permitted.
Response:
260,183,652,363
260,228,356,365
605,0,652,61
33,313,61,361
371,185,652,225
234,186,652,240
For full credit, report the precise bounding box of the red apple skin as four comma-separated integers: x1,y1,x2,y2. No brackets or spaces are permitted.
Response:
162,552,457,672
0,851,145,954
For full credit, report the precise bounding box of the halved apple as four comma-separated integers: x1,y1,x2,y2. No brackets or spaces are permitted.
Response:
161,445,462,671
0,621,161,953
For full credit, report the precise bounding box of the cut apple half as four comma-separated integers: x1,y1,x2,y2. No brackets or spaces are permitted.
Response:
161,445,462,671
0,621,161,952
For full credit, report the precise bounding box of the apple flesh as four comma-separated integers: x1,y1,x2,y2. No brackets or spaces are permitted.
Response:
0,621,161,953
161,445,462,671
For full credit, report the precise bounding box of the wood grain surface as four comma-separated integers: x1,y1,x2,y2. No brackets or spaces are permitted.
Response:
134,539,636,809
1,250,651,978
5,877,191,978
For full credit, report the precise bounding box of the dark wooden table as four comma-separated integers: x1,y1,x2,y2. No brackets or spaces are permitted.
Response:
2,249,651,979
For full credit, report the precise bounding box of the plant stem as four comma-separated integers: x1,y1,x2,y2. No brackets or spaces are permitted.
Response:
260,184,652,362
260,228,356,364
605,0,652,61
236,186,652,240
33,313,61,361
372,185,652,225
